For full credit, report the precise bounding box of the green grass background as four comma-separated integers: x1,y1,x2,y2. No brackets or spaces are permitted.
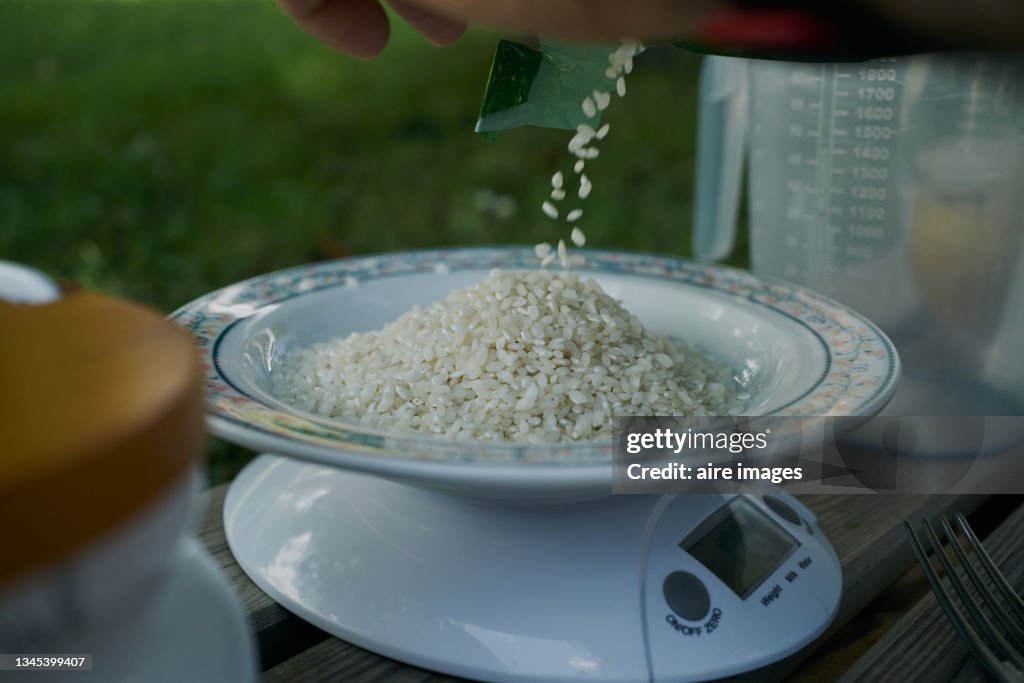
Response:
1,0,747,484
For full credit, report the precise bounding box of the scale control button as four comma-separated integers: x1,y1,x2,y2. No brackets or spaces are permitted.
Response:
763,495,801,526
663,571,710,622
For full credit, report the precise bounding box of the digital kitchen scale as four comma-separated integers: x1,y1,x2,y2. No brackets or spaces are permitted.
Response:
172,250,894,682
224,454,841,682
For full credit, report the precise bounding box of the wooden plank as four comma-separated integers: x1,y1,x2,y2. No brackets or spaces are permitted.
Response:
837,498,1024,683
260,638,454,683
723,494,986,682
194,486,985,682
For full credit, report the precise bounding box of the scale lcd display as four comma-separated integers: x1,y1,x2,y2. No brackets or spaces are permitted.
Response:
682,498,799,599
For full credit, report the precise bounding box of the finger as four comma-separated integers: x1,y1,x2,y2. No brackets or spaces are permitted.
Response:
400,0,720,42
387,0,466,46
276,0,391,59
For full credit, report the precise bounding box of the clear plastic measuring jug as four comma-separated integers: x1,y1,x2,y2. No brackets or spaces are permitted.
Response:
693,53,1024,432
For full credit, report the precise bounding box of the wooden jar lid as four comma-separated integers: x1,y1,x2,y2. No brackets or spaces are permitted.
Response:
0,293,205,587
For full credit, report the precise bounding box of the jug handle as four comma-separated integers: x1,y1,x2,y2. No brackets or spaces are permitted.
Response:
692,56,749,262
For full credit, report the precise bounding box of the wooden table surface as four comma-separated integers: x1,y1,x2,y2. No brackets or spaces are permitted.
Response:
195,485,1024,682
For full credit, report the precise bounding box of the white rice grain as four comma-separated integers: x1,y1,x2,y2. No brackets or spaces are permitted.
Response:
575,123,596,144
582,96,597,118
578,174,592,199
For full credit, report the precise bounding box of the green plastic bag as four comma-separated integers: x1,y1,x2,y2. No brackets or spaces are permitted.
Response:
476,40,618,137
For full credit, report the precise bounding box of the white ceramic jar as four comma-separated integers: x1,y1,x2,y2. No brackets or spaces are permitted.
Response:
0,262,257,682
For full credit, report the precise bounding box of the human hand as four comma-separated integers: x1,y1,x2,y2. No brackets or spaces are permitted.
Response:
276,0,466,59
278,0,1024,59
276,0,725,58
411,0,1024,48
859,0,1024,49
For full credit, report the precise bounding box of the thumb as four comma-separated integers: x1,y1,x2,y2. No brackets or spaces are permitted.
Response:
276,0,391,58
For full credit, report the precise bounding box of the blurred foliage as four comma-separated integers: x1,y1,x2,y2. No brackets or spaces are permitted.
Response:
0,0,747,486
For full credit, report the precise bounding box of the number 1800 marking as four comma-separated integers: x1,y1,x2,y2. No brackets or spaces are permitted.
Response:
858,68,898,81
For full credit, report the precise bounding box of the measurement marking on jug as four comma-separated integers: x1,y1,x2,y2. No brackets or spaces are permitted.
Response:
815,64,841,294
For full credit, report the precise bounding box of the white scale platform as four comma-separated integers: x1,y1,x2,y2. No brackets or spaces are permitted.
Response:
225,454,841,682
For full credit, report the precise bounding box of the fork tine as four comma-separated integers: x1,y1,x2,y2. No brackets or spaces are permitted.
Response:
939,516,1024,655
904,520,1007,681
923,518,1024,671
955,513,1024,624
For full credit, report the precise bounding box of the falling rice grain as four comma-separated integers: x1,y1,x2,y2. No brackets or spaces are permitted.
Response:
582,96,597,118
578,174,592,199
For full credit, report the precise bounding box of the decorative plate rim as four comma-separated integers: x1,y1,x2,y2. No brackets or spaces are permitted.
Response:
169,246,900,469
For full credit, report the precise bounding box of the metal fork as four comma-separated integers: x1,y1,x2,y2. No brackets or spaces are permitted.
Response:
904,513,1024,682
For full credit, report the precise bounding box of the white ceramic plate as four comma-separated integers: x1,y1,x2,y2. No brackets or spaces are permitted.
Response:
170,247,899,497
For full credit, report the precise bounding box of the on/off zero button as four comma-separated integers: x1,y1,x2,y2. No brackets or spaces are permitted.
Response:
663,571,710,622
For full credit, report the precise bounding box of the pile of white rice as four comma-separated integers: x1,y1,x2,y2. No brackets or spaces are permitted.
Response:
274,269,742,443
